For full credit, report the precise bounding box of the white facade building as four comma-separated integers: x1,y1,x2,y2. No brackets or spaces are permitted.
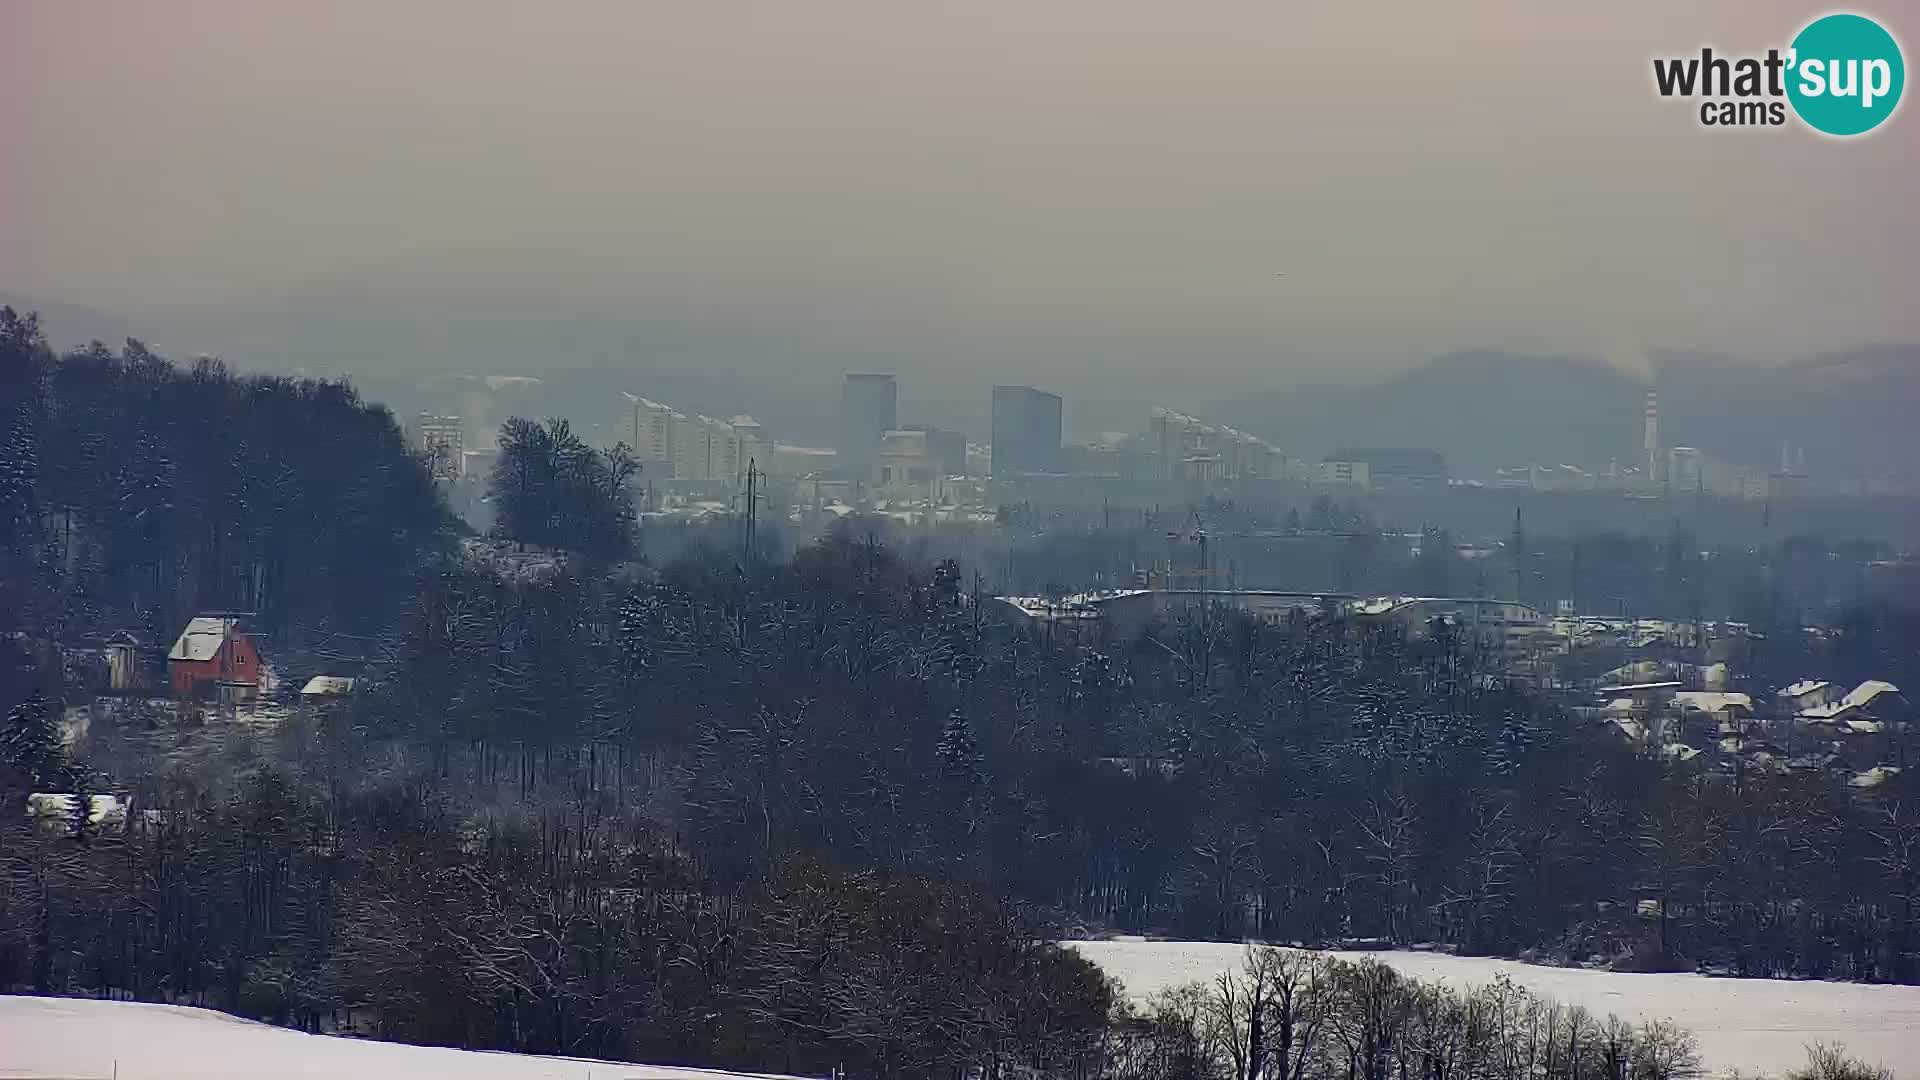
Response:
1316,459,1372,489
624,394,767,488
876,428,942,500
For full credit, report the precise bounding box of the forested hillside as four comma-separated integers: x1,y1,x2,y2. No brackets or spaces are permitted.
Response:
1210,346,1920,482
4,311,1918,1078
0,308,450,645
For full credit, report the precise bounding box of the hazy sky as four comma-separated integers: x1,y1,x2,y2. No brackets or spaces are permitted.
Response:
4,1,1917,383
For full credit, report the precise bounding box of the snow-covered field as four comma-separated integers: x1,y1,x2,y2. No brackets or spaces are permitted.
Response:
1070,939,1920,1078
7,954,1917,1080
0,996,811,1080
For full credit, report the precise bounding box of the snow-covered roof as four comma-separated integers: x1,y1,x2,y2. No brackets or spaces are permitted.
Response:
1673,691,1753,714
300,676,356,696
1781,680,1830,699
1840,679,1901,710
1662,743,1702,761
26,793,126,828
1849,766,1902,789
167,618,232,662
1597,659,1673,683
1351,596,1404,616
1349,596,1542,621
995,589,1155,619
1596,681,1684,695
1800,680,1904,720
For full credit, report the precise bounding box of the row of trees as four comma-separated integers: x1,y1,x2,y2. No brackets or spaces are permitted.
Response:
1119,947,1706,1080
0,765,1113,1076
1120,946,1897,1080
949,507,1912,632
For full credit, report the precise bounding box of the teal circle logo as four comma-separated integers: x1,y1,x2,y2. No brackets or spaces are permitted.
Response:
1787,13,1905,136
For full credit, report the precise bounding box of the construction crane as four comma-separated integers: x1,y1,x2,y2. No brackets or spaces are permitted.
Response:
1152,509,1233,592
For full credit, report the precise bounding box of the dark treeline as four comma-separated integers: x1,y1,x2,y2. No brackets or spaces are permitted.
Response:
7,529,1916,1075
956,497,1919,627
0,758,1111,1075
21,529,1920,963
1120,946,1710,1080
0,309,450,645
386,536,1920,979
489,415,639,563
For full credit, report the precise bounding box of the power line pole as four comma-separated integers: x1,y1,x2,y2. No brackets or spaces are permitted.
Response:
741,457,759,567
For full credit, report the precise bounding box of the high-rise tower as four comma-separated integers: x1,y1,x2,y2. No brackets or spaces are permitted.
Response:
839,372,898,483
990,385,1063,476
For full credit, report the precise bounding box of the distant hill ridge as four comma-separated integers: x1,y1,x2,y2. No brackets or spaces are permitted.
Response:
6,290,1913,480
1211,345,1920,479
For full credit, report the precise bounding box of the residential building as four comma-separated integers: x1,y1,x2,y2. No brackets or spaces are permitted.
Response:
772,443,837,478
677,413,742,484
902,424,968,477
624,394,676,473
27,793,129,836
1795,680,1908,726
1063,435,1155,483
1316,459,1372,489
730,415,769,482
1352,596,1547,667
876,428,941,500
461,448,499,487
624,394,767,489
1326,448,1447,490
167,616,262,698
103,632,143,692
992,588,1351,639
1149,408,1285,489
412,413,464,480
1668,446,1703,492
1779,680,1837,713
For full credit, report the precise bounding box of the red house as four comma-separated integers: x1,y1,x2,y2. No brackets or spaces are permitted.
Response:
167,616,261,697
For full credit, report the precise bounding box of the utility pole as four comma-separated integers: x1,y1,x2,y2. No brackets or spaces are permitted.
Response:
1511,505,1525,605
741,457,760,567
1197,527,1209,607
